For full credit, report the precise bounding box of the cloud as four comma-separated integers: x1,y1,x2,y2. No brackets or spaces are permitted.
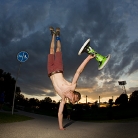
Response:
0,0,138,101
0,0,50,46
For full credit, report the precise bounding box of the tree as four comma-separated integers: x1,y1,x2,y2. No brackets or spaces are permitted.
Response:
0,69,4,77
15,93,26,106
129,90,138,107
52,100,56,103
115,97,120,105
115,94,128,106
29,98,39,107
39,97,52,110
44,97,52,103
16,87,21,95
108,99,113,107
0,69,22,105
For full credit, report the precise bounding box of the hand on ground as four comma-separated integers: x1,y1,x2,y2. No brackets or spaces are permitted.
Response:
59,127,66,130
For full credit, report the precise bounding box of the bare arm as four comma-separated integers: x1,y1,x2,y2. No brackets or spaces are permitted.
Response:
58,99,66,130
72,55,95,84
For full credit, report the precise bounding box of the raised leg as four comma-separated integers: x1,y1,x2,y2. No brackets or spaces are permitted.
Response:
49,27,55,54
56,28,61,52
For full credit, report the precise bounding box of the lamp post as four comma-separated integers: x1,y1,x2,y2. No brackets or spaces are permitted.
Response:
86,95,87,104
12,51,29,115
118,81,127,94
99,96,100,104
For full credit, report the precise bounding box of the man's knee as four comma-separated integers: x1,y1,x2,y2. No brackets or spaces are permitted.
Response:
56,48,61,52
50,48,54,54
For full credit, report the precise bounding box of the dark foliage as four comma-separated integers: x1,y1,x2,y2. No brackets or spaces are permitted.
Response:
115,93,128,107
129,90,138,107
0,69,20,105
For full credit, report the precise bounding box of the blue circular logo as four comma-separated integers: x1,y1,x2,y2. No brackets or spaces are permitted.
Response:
17,51,29,62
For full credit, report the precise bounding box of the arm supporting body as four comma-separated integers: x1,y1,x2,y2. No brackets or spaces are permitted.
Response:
58,99,66,130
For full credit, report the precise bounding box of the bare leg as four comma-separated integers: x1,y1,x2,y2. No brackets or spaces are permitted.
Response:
49,27,55,54
56,39,61,52
50,34,55,54
56,28,61,52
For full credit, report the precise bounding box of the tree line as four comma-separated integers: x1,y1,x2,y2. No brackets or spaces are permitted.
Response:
1,68,138,111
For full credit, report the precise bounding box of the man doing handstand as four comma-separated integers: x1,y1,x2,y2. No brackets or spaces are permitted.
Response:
47,27,95,130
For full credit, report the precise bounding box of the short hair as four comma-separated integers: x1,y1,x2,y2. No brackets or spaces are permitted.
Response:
73,91,81,101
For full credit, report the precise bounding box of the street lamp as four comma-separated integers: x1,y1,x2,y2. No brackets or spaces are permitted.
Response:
118,81,127,94
86,95,87,104
99,96,100,104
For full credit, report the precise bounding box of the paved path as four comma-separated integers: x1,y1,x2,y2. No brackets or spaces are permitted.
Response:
0,110,138,138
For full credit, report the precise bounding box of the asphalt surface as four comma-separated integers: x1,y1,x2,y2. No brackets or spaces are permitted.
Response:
0,110,138,138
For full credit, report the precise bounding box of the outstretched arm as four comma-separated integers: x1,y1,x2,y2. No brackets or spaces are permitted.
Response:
72,55,95,84
58,99,66,130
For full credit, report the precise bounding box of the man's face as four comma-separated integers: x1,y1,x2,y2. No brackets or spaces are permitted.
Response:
69,94,79,104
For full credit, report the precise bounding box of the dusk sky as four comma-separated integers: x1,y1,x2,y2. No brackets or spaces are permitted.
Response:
0,0,138,103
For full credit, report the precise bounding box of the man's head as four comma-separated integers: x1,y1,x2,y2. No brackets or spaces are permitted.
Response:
69,91,81,104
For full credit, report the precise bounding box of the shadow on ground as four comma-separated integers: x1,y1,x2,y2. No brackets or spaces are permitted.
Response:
63,120,76,128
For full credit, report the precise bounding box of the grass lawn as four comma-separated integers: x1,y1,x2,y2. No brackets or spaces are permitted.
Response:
0,112,34,124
